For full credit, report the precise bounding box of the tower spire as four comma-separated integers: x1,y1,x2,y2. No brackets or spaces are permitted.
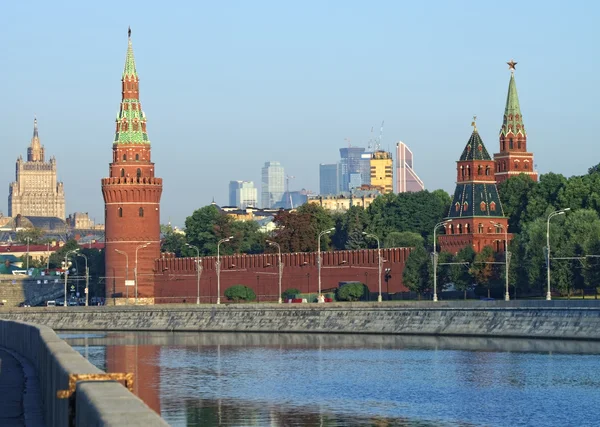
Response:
500,60,525,137
33,116,38,138
123,27,137,78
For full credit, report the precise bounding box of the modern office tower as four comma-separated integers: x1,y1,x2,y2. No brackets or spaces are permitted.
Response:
493,60,537,184
360,153,372,186
396,141,425,193
261,161,284,208
338,146,366,192
319,164,339,195
8,118,66,218
229,181,243,206
236,181,258,209
369,150,393,194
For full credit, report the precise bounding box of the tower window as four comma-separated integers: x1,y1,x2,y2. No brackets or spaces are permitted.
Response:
524,162,529,170
518,141,521,149
485,166,490,176
123,154,127,161
118,207,123,217
135,154,140,161
139,207,144,217
509,138,514,149
120,169,125,177
501,141,505,151
137,168,142,178
478,223,484,233
478,165,482,175
514,161,519,170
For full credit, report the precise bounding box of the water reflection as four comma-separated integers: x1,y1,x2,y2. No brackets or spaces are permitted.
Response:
61,332,600,427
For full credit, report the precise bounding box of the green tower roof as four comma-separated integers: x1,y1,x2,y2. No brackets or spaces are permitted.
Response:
459,129,491,161
500,62,526,137
123,27,137,78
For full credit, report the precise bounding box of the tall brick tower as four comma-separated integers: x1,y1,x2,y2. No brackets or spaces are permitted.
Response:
102,28,163,303
493,60,538,184
439,119,511,254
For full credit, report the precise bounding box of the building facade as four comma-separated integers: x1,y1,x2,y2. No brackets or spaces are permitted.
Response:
308,188,381,211
493,61,538,184
236,181,258,209
8,119,65,218
438,121,511,254
101,29,163,302
339,146,366,192
319,163,338,195
396,141,424,193
261,161,284,208
228,181,242,206
369,150,393,194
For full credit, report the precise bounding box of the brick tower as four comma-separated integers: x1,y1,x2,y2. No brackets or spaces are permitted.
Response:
493,60,538,184
102,28,163,303
438,119,511,254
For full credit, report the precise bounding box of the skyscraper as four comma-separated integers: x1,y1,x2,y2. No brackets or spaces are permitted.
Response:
237,181,258,209
493,60,537,184
319,164,338,195
396,142,424,193
339,147,366,192
228,181,243,206
261,161,284,208
369,150,393,194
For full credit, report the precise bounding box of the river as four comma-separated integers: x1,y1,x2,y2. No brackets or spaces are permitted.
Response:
61,332,600,426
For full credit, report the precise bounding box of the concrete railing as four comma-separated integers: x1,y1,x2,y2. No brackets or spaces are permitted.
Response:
0,320,168,426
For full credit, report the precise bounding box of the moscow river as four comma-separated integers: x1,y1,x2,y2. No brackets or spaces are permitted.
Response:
62,332,600,427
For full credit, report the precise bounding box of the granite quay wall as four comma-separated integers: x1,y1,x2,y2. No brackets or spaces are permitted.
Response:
0,274,64,307
0,319,167,426
2,300,600,340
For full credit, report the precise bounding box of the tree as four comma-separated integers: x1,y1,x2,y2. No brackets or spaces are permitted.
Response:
384,231,424,248
281,288,300,301
185,205,235,256
224,285,256,302
402,246,432,299
161,228,191,257
471,246,498,298
272,203,335,253
337,282,365,301
450,247,475,299
48,240,80,269
15,227,46,245
497,174,537,234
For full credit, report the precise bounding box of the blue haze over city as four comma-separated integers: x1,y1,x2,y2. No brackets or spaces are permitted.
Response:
1,0,598,227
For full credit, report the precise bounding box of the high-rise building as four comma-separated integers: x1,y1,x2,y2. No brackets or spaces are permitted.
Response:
228,181,243,206
438,120,510,255
396,142,424,193
339,147,366,192
369,150,393,194
236,181,258,209
261,161,284,208
319,164,338,195
493,60,538,184
8,118,66,218
102,29,163,302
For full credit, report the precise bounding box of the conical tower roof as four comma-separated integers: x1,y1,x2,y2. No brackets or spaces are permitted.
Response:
459,128,491,161
123,27,137,78
500,60,526,137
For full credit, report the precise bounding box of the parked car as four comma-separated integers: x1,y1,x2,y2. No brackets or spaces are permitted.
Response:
46,300,57,307
18,302,31,307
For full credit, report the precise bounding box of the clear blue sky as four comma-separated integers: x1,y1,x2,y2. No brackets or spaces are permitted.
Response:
1,1,598,227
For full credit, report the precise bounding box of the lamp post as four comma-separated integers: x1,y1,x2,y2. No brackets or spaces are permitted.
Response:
134,242,151,305
186,243,202,305
115,249,129,302
266,240,283,303
317,227,335,302
77,253,89,307
64,249,78,307
363,232,382,302
216,236,233,305
25,237,31,272
490,221,510,301
546,208,570,301
46,241,50,271
433,220,452,302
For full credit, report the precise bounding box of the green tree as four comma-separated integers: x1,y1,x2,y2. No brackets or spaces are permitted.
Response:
282,288,300,301
185,205,234,256
161,228,191,257
272,203,334,252
224,285,256,302
337,282,365,301
497,174,537,233
384,231,424,248
471,246,497,298
402,246,432,299
15,227,46,245
450,247,475,299
48,240,80,269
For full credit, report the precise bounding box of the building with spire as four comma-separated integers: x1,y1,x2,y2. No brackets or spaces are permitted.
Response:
8,118,65,218
102,29,163,303
396,141,424,193
493,60,538,184
438,119,511,254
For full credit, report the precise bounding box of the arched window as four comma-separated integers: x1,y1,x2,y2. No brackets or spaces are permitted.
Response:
485,166,490,176
465,223,470,234
455,202,460,212
457,224,462,234
480,201,486,211
135,154,140,161
460,166,465,178
478,223,484,233
518,141,521,149
120,169,125,177
501,141,505,151
490,201,496,211
478,165,483,175
136,168,142,178
524,161,529,170
514,161,519,170
118,207,123,218
123,154,127,161
509,138,514,149
449,224,454,234
466,165,471,177
139,207,144,217
503,161,506,171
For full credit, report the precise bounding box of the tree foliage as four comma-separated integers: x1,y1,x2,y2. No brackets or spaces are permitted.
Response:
15,227,46,245
224,285,256,302
282,288,301,301
402,246,432,298
337,282,365,301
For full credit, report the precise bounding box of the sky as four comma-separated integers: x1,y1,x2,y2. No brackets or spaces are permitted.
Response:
1,1,599,227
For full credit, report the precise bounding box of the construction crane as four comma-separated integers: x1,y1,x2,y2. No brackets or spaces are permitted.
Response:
286,175,295,209
374,120,384,151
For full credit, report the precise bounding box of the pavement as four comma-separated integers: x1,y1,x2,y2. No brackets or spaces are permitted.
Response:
0,348,45,427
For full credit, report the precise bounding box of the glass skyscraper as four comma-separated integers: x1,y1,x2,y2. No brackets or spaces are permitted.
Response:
319,163,339,195
261,161,285,208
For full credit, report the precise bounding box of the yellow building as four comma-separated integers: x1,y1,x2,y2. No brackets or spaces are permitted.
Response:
308,189,381,212
370,151,393,194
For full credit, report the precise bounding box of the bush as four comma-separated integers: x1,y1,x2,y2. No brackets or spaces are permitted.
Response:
282,288,301,301
337,282,365,301
224,285,256,302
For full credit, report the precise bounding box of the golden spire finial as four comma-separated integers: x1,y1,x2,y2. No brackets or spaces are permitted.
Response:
471,115,477,131
507,59,517,72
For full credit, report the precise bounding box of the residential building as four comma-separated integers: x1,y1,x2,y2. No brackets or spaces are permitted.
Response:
369,150,393,194
66,212,95,229
308,187,381,212
319,164,338,195
8,118,65,218
396,141,424,192
493,60,538,184
261,161,284,208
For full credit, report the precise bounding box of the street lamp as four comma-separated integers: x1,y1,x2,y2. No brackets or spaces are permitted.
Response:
546,208,570,301
363,232,383,302
25,237,31,272
64,249,78,307
134,242,151,305
433,219,452,302
216,236,233,305
115,249,129,302
186,243,202,305
266,240,283,303
490,221,510,301
77,253,89,307
317,227,335,302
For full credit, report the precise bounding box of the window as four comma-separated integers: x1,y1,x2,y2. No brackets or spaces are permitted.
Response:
135,154,139,161
465,223,470,234
518,141,521,149
490,201,496,211
480,201,486,211
461,166,465,178
485,166,490,176
137,168,142,178
455,202,460,212
501,141,505,151
123,154,127,161
524,162,529,170
449,224,454,234
514,161,519,170
139,207,144,217
120,169,125,177
457,224,462,234
118,207,123,217
478,165,482,175
509,138,514,149
478,223,484,233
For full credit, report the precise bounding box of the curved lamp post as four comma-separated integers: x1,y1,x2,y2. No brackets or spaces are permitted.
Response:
186,243,202,305
216,236,233,304
363,232,382,302
266,240,283,303
317,228,335,302
134,242,151,305
77,252,89,307
64,249,78,307
490,221,510,301
115,249,129,302
433,220,452,302
546,208,570,300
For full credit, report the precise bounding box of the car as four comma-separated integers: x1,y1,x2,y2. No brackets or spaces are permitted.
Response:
18,302,31,307
46,301,57,307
